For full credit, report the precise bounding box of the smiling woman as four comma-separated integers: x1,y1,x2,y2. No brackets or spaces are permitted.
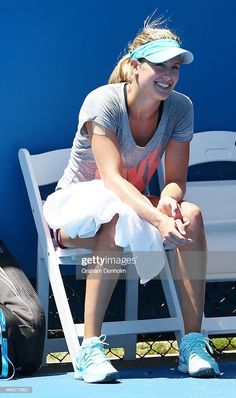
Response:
43,16,220,383
132,56,181,102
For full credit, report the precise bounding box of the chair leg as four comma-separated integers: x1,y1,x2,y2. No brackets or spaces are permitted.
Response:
45,252,80,371
201,313,208,337
124,264,139,360
36,244,49,365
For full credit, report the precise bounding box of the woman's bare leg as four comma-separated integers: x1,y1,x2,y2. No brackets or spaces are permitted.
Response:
60,228,98,249
60,216,122,340
147,195,207,334
175,201,207,334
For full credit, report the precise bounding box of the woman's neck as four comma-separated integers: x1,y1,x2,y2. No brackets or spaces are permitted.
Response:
126,81,162,119
124,82,163,147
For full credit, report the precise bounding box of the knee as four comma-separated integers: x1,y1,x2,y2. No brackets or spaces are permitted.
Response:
182,202,204,230
185,202,202,221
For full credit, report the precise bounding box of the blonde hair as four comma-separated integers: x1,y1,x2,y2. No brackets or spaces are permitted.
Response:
108,17,180,84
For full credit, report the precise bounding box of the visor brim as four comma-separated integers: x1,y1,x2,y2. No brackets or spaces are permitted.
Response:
144,48,194,64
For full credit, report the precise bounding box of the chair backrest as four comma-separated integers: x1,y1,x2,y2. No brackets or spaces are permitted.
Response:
158,130,236,188
18,148,71,255
188,130,236,166
183,131,236,223
21,148,71,186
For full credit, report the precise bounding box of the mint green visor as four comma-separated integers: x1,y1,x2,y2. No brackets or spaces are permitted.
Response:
130,39,194,64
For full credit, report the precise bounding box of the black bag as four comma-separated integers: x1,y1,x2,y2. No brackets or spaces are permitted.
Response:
0,240,45,378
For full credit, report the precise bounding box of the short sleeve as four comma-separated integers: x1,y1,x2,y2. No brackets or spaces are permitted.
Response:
171,95,194,142
78,85,120,136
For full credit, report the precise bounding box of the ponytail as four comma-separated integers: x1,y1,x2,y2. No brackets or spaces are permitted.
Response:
108,54,131,84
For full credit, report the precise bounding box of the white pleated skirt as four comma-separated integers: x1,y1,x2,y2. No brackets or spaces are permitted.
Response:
43,180,166,284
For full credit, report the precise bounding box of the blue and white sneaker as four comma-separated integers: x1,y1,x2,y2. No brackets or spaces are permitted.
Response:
178,332,220,377
74,334,119,383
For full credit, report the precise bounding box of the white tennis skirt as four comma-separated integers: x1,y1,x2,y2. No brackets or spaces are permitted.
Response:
43,180,166,283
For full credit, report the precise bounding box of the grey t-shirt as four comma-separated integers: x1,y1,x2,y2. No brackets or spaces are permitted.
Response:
56,82,193,192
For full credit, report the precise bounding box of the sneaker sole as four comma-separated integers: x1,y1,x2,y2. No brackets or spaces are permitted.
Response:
178,364,220,378
74,370,119,383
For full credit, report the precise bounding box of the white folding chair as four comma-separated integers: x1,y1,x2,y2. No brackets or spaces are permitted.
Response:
159,131,236,336
184,131,236,336
18,147,184,370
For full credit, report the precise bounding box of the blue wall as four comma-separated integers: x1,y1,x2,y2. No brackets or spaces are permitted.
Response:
1,0,235,275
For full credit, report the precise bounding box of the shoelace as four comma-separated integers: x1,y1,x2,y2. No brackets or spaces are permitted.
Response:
183,336,214,361
78,334,110,368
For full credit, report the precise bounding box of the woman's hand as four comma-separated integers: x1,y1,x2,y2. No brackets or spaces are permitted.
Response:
156,196,192,248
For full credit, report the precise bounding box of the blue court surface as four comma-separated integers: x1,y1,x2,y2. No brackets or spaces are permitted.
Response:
1,357,236,398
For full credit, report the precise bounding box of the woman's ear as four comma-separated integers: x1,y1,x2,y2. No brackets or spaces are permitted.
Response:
130,59,140,75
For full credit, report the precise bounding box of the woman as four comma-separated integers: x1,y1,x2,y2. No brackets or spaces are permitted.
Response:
44,18,220,382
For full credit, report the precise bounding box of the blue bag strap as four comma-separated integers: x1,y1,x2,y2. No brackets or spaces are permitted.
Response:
0,309,15,380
